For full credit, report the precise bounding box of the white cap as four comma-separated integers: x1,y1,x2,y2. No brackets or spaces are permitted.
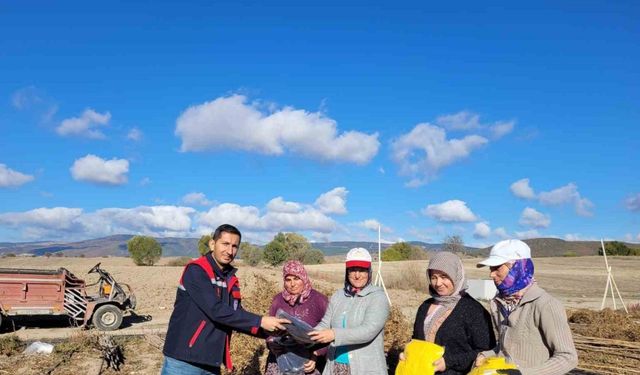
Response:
345,247,372,268
477,239,531,267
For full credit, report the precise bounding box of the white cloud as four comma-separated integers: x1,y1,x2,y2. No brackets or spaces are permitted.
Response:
391,123,488,186
519,207,551,228
126,127,143,141
436,111,481,130
315,187,348,215
182,192,214,207
511,179,594,217
0,164,34,188
489,121,515,139
538,183,594,217
175,95,379,164
515,229,539,239
357,219,393,233
435,110,514,140
56,109,111,139
0,205,196,240
423,200,478,222
70,154,129,185
0,207,84,232
494,227,509,239
510,178,536,199
139,177,151,186
267,197,302,213
625,193,640,212
197,203,336,234
473,222,491,238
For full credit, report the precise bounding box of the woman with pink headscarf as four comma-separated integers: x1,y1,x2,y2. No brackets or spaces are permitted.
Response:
265,260,329,375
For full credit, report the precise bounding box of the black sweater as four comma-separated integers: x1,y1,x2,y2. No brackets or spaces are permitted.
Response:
412,294,496,375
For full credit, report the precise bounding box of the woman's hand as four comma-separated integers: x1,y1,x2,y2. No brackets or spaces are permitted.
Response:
308,329,335,343
475,353,486,367
433,357,446,372
303,355,317,373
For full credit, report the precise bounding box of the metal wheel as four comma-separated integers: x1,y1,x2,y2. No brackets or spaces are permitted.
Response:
92,304,123,331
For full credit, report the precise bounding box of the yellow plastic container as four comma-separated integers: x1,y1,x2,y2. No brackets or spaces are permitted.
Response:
467,357,518,375
395,340,445,375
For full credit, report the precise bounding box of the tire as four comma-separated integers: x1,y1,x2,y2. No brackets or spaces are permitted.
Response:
92,304,123,331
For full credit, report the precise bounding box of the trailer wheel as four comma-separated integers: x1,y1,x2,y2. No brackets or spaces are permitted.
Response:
92,304,123,331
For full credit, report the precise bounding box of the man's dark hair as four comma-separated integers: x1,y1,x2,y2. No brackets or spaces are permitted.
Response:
212,224,242,243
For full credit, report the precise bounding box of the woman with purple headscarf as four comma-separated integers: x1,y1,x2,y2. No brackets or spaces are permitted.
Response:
475,240,578,375
265,260,329,375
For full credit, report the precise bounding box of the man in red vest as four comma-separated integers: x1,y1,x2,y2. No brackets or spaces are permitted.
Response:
162,224,289,374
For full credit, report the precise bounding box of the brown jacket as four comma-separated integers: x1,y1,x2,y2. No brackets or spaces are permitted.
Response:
482,283,578,375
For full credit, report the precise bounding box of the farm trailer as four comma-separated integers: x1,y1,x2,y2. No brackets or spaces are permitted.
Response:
0,263,136,331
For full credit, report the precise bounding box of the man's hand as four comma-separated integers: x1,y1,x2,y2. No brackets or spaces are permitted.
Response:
475,353,486,367
261,316,290,332
433,357,446,372
308,329,335,343
398,351,406,361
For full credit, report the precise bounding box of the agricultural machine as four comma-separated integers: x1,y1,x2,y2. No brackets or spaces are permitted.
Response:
0,263,136,331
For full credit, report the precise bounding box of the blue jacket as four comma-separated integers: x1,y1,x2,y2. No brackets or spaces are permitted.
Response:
162,253,262,370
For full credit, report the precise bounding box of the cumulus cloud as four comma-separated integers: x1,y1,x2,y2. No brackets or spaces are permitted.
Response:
538,183,594,217
519,207,551,228
357,219,393,233
175,95,379,164
510,178,536,199
56,109,111,139
625,193,640,212
391,124,488,186
126,127,143,141
197,203,336,234
473,222,491,238
510,179,594,217
70,154,129,185
422,200,478,222
181,192,214,207
0,164,34,188
315,187,348,215
267,197,302,213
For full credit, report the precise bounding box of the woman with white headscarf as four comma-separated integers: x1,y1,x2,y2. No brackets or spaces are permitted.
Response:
411,251,495,374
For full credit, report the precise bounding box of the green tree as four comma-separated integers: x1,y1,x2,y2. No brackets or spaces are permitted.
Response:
381,242,425,261
600,241,640,256
262,232,324,266
198,234,211,256
381,246,404,261
302,248,325,264
240,242,263,266
263,233,288,266
127,235,162,266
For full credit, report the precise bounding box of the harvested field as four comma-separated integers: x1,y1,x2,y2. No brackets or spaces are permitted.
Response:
0,255,639,374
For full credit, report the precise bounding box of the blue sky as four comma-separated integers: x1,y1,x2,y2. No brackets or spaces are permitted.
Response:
1,1,638,247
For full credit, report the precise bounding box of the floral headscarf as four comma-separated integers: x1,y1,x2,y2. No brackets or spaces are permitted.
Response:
281,260,313,306
496,258,535,297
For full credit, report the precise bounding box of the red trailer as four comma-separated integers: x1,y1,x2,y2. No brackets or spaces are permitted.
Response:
0,263,135,331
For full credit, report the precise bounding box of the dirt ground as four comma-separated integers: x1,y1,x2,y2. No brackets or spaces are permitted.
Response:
1,255,639,374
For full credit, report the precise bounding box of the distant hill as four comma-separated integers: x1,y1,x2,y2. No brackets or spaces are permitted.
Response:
0,235,636,258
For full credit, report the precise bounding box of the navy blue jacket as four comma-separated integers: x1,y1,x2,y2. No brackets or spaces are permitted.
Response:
163,252,262,370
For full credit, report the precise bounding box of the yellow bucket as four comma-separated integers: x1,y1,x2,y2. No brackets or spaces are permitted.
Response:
467,357,518,375
395,340,445,375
